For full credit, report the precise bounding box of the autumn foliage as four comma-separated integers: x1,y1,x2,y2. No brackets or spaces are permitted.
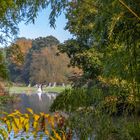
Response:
0,108,71,140
6,36,80,84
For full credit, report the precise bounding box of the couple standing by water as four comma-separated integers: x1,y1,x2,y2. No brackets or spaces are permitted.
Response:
37,84,43,101
37,84,43,92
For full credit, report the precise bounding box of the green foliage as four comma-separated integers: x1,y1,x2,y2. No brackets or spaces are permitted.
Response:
50,0,140,98
0,50,8,80
59,41,103,79
0,95,11,105
51,82,140,113
51,86,140,139
0,0,49,44
50,88,90,112
32,36,59,50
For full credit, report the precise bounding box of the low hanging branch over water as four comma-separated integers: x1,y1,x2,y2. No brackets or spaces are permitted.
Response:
0,108,71,140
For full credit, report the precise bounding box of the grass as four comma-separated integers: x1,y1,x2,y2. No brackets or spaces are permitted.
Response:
9,85,71,94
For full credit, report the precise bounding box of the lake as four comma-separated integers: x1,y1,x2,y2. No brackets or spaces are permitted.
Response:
6,92,58,114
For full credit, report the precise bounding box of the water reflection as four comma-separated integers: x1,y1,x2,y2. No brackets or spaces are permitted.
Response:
37,92,42,101
6,92,58,114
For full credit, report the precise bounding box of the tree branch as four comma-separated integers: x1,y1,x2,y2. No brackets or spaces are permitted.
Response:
119,0,140,20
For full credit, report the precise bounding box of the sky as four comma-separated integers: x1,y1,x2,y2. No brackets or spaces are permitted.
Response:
18,9,72,43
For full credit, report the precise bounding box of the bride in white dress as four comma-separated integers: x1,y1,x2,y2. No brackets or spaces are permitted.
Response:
37,84,43,101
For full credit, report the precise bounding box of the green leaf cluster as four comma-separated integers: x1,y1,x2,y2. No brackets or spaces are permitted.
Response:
0,50,8,80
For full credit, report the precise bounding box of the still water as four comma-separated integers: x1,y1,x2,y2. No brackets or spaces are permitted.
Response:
7,92,57,114
1,92,58,140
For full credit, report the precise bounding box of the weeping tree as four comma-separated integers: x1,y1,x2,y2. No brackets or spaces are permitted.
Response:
0,0,49,44
0,0,69,45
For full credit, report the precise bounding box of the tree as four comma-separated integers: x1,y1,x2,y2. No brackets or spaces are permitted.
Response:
0,0,49,44
0,49,8,80
49,0,140,139
0,49,8,95
29,46,73,84
6,36,79,84
6,38,32,83
50,0,140,90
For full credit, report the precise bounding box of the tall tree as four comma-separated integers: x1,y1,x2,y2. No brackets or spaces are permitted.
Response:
6,38,32,82
0,49,8,80
6,36,79,84
49,0,140,90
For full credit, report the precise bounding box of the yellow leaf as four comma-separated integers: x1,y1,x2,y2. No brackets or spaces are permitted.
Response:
45,114,50,118
20,117,25,124
25,113,29,118
14,110,22,115
34,114,40,121
12,122,19,134
25,123,30,132
45,130,49,135
50,136,56,140
27,108,34,114
61,131,66,140
53,129,62,140
40,112,44,116
3,117,7,122
50,117,55,128
6,120,11,132
14,118,20,128
8,114,14,117
33,121,38,130
23,119,29,126
47,116,54,128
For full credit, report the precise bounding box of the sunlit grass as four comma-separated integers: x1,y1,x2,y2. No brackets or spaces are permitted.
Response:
9,85,71,94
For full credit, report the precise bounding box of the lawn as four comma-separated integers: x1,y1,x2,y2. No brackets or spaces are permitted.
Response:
9,85,71,94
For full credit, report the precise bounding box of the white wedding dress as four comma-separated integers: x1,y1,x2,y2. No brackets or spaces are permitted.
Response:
37,85,42,101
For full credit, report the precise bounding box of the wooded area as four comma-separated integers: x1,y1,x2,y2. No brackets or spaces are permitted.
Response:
5,36,79,85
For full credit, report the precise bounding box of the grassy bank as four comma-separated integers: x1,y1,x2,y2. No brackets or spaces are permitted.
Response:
9,85,71,94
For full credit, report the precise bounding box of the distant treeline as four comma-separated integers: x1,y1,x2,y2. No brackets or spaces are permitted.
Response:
5,36,80,85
